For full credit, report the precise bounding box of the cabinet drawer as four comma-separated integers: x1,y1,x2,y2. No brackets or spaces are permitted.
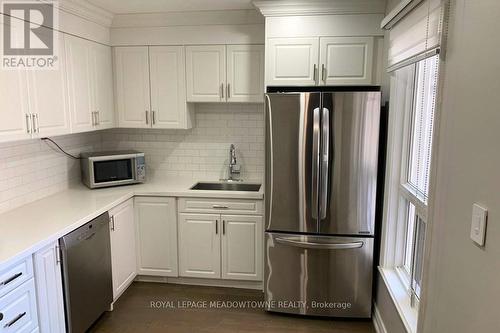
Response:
0,279,39,333
178,198,263,215
0,257,33,298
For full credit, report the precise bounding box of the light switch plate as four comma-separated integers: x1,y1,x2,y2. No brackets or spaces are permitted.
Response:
470,203,488,246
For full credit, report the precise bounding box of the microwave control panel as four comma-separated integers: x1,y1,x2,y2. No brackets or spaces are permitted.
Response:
136,156,146,181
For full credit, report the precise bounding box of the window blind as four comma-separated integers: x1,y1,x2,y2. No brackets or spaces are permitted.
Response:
384,0,445,72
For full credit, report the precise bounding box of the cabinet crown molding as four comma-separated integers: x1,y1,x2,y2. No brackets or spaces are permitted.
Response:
42,0,114,27
253,0,386,17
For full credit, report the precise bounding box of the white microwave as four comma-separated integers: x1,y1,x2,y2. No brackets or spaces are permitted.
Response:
80,151,146,189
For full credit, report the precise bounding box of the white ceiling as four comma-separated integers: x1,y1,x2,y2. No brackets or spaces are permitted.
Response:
85,0,261,14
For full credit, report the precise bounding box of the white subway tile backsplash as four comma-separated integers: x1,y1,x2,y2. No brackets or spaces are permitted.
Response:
102,103,265,182
0,103,265,215
0,133,101,215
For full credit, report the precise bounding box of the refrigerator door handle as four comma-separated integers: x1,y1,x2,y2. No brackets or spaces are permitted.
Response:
311,107,321,220
320,107,330,220
265,94,274,228
275,237,363,250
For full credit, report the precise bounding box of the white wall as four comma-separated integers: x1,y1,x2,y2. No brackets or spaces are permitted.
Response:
420,1,500,332
101,103,265,182
0,133,101,214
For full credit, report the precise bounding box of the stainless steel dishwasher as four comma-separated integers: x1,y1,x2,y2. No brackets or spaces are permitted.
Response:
59,212,113,333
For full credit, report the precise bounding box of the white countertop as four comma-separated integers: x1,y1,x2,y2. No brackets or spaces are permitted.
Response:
0,178,263,269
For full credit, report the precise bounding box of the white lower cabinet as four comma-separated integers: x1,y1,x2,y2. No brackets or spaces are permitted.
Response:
109,199,137,300
33,242,65,333
221,215,263,281
0,278,39,333
135,197,178,277
178,206,263,281
178,214,221,279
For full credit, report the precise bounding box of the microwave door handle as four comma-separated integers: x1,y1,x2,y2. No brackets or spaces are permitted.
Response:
320,107,330,220
311,107,321,221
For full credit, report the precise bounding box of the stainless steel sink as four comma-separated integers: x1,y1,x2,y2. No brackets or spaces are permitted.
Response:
190,182,261,192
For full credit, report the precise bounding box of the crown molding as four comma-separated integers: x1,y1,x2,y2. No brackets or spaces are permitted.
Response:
40,0,114,27
252,0,386,17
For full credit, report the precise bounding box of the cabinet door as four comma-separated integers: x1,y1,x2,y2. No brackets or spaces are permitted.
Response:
92,43,115,129
114,47,151,128
0,17,31,142
149,46,192,129
266,37,319,86
221,215,262,281
65,35,94,133
135,197,178,276
226,45,264,103
109,199,136,300
178,213,221,279
186,45,226,102
29,30,70,137
34,242,66,333
319,37,374,85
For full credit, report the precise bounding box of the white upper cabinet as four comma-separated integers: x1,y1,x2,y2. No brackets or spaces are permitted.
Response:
109,199,136,300
0,66,30,142
149,46,193,129
91,43,115,129
266,36,375,86
186,45,265,103
319,37,374,85
266,37,319,86
178,213,221,279
65,34,94,133
28,30,70,138
114,46,194,129
186,45,226,102
135,197,178,277
226,45,264,103
221,215,263,281
114,46,151,128
0,17,31,142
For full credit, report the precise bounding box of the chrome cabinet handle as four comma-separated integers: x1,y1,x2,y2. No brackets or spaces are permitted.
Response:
35,114,39,133
96,111,100,125
25,114,31,134
321,64,326,82
145,110,149,125
275,237,363,250
55,245,61,265
110,216,115,231
222,220,226,235
0,272,22,286
31,114,37,133
313,64,318,83
215,220,219,234
221,83,224,99
4,312,26,328
152,110,156,125
91,111,96,126
227,83,230,99
212,205,229,209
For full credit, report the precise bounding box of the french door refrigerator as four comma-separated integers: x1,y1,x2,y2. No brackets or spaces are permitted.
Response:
264,88,381,318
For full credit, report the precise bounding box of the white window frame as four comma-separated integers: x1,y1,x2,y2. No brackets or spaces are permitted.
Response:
379,55,439,333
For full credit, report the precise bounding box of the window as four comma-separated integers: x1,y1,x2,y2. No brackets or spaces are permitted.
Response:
381,54,440,315
397,55,439,306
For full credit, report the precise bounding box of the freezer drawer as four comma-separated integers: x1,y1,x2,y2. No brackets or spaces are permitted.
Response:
264,232,374,318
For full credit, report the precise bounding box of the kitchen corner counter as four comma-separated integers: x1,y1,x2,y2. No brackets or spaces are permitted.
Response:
0,178,263,268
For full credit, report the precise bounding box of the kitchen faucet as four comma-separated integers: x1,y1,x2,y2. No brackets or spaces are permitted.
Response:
227,144,241,181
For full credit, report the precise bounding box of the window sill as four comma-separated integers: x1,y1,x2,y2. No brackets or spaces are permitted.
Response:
378,267,418,333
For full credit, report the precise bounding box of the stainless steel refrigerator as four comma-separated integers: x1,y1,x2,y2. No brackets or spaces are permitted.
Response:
264,88,381,318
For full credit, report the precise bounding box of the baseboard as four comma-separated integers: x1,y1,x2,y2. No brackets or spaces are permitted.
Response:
135,275,264,290
373,303,388,333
